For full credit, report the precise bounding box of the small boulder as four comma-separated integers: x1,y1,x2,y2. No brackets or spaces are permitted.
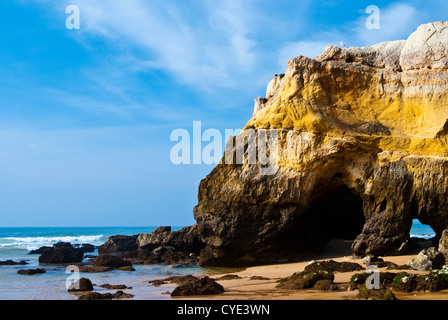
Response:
276,271,335,290
170,276,225,296
78,291,134,300
68,278,94,292
0,260,28,266
355,285,397,300
17,268,46,275
408,247,445,271
39,246,84,264
93,255,132,269
438,229,448,260
304,260,364,273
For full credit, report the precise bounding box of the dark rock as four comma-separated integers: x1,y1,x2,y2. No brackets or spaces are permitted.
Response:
0,260,28,266
170,276,224,296
408,247,445,271
313,279,339,291
137,225,205,258
392,271,448,292
438,229,448,260
98,284,132,290
93,255,132,268
28,246,51,255
17,268,46,275
78,266,113,273
276,271,335,290
98,235,139,254
149,275,199,286
117,266,135,272
304,260,364,273
215,274,242,280
79,244,95,253
39,247,84,264
78,291,134,300
250,276,271,280
68,278,94,292
53,242,73,248
355,285,397,300
350,272,400,289
97,226,205,265
362,255,383,266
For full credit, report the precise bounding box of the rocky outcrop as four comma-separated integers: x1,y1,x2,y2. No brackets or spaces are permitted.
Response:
17,268,46,275
193,21,448,266
93,255,133,269
170,276,225,297
39,245,84,264
98,226,205,265
0,260,27,266
68,278,94,292
78,291,134,300
408,247,445,271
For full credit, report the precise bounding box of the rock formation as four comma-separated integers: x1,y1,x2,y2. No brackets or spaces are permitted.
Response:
193,21,448,266
98,226,205,265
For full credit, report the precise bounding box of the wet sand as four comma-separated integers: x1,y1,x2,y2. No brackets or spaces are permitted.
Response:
177,239,448,300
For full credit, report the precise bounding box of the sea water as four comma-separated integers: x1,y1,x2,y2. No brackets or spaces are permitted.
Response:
0,227,206,300
0,222,437,300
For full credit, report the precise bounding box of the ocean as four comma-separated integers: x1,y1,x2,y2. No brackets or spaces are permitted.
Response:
0,221,436,300
0,226,206,300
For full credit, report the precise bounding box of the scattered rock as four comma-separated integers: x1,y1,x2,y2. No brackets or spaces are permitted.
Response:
170,276,225,296
349,272,399,290
392,270,448,293
38,246,84,264
276,271,335,290
408,247,445,271
98,284,132,290
93,255,132,269
313,279,339,291
78,244,95,253
0,260,28,266
78,266,113,273
149,275,201,286
362,255,383,266
214,274,242,280
78,291,134,300
250,276,271,280
28,247,51,255
304,260,364,273
17,268,46,275
355,285,397,300
98,226,205,265
68,278,94,292
438,229,448,261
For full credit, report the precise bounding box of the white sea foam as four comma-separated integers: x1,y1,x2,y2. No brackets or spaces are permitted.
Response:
0,235,104,250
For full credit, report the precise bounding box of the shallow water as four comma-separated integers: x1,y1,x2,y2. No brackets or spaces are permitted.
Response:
0,227,206,300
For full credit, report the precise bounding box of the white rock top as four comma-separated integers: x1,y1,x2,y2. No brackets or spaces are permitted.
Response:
316,21,448,72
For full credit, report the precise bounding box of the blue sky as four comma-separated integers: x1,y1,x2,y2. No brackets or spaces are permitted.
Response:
0,0,446,227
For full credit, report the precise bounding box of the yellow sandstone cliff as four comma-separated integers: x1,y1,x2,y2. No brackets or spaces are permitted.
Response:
194,21,448,266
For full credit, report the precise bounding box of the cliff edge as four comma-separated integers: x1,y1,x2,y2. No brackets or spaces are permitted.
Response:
193,21,448,266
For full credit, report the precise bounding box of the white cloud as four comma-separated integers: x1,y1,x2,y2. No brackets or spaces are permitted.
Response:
55,0,260,89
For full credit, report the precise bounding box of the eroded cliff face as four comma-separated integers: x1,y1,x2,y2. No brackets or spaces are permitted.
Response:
193,21,448,266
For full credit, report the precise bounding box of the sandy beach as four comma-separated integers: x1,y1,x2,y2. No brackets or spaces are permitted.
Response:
176,239,448,301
